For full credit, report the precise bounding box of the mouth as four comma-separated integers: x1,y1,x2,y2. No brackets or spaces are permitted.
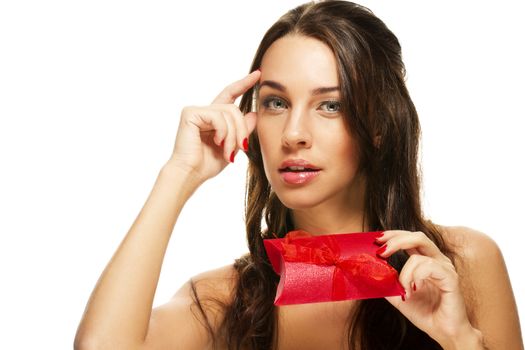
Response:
278,167,321,173
278,159,322,173
278,159,322,184
278,166,322,185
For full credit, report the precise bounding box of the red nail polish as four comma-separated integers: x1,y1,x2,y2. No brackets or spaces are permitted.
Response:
374,232,384,246
401,294,406,302
376,244,387,256
230,151,235,163
243,137,248,151
412,283,417,292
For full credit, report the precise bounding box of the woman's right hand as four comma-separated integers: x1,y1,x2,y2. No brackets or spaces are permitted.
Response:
166,70,261,184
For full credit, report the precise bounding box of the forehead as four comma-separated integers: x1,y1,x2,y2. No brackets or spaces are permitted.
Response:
260,34,339,90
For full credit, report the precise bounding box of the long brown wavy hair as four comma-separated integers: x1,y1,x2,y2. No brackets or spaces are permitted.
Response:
191,1,457,349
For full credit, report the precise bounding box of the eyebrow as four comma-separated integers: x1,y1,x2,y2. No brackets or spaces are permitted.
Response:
258,80,340,95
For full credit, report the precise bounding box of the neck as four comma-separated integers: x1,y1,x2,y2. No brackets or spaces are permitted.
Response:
290,174,368,235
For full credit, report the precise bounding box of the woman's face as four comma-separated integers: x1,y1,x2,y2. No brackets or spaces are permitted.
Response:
256,34,364,213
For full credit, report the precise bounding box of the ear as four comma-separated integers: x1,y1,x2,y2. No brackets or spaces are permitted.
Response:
373,135,382,148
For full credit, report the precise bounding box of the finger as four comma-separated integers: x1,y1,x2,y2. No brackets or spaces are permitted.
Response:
384,254,431,305
409,256,458,294
216,109,238,163
232,107,250,152
399,254,457,300
376,230,444,261
212,70,261,105
182,106,228,147
243,112,258,135
214,104,250,153
375,229,418,243
184,107,237,163
397,254,429,299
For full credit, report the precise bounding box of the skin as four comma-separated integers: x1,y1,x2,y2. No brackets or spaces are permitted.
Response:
256,34,367,235
74,34,523,350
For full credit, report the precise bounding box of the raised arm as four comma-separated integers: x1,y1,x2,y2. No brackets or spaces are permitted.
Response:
74,69,261,350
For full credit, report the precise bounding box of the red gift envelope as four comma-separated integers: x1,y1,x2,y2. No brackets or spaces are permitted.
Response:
263,230,405,305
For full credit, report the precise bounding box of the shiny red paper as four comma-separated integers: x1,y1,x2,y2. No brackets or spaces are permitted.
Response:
263,230,405,305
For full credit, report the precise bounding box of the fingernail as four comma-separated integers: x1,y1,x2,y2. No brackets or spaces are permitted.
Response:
412,282,417,292
256,68,261,73
243,137,249,151
375,244,387,256
374,232,385,246
401,293,406,302
230,151,236,163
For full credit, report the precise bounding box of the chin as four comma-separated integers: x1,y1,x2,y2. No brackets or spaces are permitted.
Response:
273,190,324,210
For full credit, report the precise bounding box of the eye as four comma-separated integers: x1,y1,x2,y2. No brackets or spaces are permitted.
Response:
319,100,341,113
261,96,288,110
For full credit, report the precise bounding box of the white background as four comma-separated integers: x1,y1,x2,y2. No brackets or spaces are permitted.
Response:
0,1,523,348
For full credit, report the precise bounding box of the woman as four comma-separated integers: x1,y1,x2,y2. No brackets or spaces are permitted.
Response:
74,1,523,349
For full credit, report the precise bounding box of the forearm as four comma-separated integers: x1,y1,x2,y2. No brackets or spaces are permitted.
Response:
75,162,202,349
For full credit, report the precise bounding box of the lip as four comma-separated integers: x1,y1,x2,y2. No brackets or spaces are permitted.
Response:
279,170,321,185
279,158,321,171
278,158,322,185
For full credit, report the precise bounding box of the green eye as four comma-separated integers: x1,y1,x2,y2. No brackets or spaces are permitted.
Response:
320,101,341,113
262,96,287,110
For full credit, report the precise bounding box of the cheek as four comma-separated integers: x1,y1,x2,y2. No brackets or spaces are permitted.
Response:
256,129,269,159
333,134,360,172
256,120,279,154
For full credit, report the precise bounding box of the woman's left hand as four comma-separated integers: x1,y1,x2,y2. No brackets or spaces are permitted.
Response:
376,230,482,347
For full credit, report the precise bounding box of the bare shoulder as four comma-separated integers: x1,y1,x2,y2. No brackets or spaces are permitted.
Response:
438,225,523,348
438,224,504,296
438,225,502,264
142,264,237,350
175,263,238,301
437,225,501,297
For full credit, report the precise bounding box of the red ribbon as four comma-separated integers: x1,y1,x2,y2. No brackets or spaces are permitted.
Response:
264,230,405,305
281,230,400,300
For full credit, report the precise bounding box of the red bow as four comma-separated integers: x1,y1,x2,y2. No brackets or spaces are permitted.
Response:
264,230,405,305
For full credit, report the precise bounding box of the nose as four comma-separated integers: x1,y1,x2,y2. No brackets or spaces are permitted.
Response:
281,108,312,150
